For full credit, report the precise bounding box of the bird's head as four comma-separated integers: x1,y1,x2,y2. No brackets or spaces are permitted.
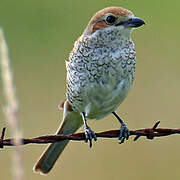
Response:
84,7,145,37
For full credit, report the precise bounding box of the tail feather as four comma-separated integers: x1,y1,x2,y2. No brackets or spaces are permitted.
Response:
33,100,82,174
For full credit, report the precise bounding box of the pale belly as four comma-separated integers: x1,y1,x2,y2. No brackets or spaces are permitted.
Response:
66,32,136,119
83,77,132,120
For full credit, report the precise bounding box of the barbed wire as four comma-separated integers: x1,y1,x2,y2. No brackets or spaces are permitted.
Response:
0,121,180,148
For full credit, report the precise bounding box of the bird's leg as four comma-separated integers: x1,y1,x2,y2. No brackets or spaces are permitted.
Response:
112,111,130,144
81,112,97,148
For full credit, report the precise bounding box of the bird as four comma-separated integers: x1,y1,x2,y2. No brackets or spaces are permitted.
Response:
33,6,145,175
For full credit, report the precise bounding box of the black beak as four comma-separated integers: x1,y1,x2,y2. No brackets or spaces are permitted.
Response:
116,17,145,28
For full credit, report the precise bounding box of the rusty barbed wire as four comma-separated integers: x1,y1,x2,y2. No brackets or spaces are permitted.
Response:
0,121,180,148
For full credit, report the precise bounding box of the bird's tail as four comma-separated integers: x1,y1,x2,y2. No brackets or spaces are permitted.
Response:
33,100,83,175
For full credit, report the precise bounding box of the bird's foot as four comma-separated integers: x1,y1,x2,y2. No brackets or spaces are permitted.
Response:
84,126,97,148
119,122,130,144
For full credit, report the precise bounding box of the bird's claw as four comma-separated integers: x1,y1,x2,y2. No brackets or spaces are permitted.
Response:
84,126,97,148
119,122,130,144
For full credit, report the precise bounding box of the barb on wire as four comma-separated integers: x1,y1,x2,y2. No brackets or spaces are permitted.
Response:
0,121,180,148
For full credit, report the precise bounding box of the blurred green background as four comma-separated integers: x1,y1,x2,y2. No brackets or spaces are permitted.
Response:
0,0,180,179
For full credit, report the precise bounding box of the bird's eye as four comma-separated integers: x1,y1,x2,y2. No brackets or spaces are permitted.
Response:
105,15,116,24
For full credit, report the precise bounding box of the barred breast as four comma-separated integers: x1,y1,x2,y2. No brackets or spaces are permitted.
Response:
66,28,136,119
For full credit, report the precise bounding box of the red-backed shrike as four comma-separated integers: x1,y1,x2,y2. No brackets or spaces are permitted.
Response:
34,6,145,174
